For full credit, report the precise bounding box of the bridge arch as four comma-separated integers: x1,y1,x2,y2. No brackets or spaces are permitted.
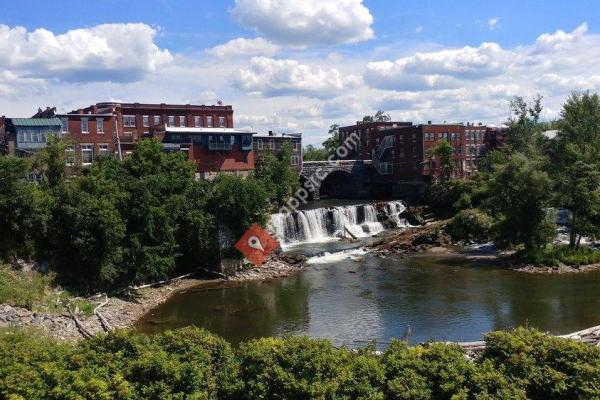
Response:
300,160,370,200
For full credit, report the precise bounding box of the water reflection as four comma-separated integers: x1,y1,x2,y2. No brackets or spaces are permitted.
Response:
136,253,600,346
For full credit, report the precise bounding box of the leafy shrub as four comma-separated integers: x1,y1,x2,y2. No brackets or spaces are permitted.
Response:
521,245,600,267
482,327,600,399
237,336,385,399
425,180,478,217
446,208,493,242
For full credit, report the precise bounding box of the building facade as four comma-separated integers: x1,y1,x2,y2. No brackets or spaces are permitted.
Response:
338,121,413,160
0,117,62,157
253,131,303,173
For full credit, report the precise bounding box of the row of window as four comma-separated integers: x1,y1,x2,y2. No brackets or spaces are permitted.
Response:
424,132,462,141
65,144,110,165
255,139,301,151
124,114,226,129
61,118,105,134
17,129,58,143
465,131,485,140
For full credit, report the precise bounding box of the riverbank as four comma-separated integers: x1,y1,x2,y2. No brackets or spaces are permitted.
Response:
0,254,306,340
368,222,600,274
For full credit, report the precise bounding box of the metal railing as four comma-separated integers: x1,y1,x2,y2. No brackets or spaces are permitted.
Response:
208,142,233,151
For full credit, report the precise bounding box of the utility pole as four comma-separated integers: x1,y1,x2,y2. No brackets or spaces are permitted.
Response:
113,107,123,161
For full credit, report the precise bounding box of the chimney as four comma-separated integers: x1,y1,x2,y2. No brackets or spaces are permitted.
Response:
268,130,274,136
427,120,432,124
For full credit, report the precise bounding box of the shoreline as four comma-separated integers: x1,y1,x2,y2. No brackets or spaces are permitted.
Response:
0,255,305,341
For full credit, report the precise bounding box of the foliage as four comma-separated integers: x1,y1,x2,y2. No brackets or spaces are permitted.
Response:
0,156,51,261
520,244,600,267
0,264,51,310
425,179,479,218
323,123,341,159
446,208,493,242
362,110,392,123
482,327,600,399
485,153,556,251
303,144,328,161
506,95,546,154
256,142,299,206
426,138,454,181
33,134,71,189
4,327,596,400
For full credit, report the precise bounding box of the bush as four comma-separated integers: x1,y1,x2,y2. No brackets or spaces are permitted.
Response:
446,208,493,242
521,245,600,267
425,180,478,218
0,327,598,399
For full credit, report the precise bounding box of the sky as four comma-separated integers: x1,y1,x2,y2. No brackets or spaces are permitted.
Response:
1,0,600,145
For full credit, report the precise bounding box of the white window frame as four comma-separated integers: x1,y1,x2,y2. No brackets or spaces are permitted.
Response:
291,155,300,166
96,118,104,134
81,144,93,165
179,116,186,127
81,118,89,134
194,116,201,127
168,116,175,127
98,144,109,157
219,116,225,127
61,118,69,134
257,139,263,150
143,115,149,127
269,140,275,150
154,115,161,125
123,115,136,127
206,116,213,127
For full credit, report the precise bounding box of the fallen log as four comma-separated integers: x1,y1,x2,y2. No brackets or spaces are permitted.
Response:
130,272,195,290
94,295,113,332
67,305,94,339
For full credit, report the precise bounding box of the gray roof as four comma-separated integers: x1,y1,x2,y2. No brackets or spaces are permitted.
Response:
10,118,62,127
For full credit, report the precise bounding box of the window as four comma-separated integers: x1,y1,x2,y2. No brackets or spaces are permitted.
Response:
257,139,263,149
123,115,136,127
154,115,161,125
97,118,104,134
179,116,186,127
269,140,275,149
294,141,300,151
168,116,175,127
81,118,89,133
81,145,93,165
194,116,201,127
143,115,149,127
219,116,225,127
98,144,109,157
207,116,213,127
291,155,300,166
61,118,68,133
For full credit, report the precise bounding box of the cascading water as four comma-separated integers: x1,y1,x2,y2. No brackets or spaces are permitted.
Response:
269,201,409,247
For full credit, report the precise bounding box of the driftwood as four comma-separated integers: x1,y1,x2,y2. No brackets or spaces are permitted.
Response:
453,325,600,354
67,305,94,339
94,295,113,332
130,272,195,290
343,225,358,240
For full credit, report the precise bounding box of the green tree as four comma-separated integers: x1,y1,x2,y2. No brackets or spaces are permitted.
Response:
506,95,546,154
486,153,555,251
0,156,50,260
323,123,341,158
303,144,328,161
426,138,454,181
256,142,299,206
34,134,71,189
362,110,391,123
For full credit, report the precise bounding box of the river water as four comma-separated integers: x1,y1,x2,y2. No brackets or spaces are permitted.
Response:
136,201,600,346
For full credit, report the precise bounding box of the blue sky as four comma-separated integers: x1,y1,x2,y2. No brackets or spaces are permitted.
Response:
1,0,600,144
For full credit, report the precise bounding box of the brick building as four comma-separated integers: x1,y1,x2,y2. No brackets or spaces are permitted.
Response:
253,131,303,173
55,102,235,165
343,121,494,182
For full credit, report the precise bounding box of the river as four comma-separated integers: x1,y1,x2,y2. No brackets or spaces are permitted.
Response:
136,201,600,347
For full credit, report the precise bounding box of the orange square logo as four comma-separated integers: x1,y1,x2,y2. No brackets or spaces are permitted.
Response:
234,224,279,266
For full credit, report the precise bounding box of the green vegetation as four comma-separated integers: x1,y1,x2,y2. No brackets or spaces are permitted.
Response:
446,209,493,242
0,137,298,292
428,91,600,266
0,326,598,399
303,144,328,161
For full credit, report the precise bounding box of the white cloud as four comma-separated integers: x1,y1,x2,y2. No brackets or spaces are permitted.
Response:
488,17,500,31
365,42,511,91
230,0,374,46
232,56,362,98
0,23,172,83
207,37,280,58
415,26,424,33
533,22,588,53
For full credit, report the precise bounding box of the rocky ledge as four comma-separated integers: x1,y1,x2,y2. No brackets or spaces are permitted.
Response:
511,263,600,274
0,254,306,340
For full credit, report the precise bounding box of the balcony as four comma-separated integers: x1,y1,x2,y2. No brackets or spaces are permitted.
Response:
208,142,233,151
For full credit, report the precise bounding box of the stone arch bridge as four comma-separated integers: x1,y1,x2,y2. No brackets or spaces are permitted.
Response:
300,160,372,200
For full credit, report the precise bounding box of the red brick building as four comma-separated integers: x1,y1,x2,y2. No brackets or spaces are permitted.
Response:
338,121,413,160
253,131,303,173
52,102,234,166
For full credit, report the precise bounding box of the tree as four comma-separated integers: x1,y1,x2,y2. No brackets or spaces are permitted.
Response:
362,110,391,123
0,156,50,260
303,145,328,161
34,134,71,189
256,142,299,206
506,95,545,154
323,124,341,158
426,139,453,181
486,153,555,252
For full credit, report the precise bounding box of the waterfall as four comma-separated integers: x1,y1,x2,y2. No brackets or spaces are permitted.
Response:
269,201,408,247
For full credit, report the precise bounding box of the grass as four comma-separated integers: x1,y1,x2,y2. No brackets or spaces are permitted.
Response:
521,244,600,267
0,264,94,315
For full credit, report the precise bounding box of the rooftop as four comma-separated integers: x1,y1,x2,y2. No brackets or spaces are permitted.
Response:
9,118,62,127
164,127,254,134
